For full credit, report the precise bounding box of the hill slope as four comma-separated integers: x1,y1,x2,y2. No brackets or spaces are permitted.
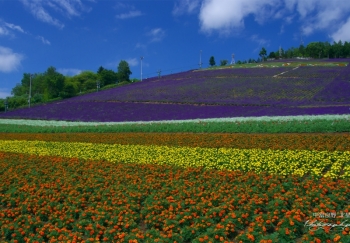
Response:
1,62,350,122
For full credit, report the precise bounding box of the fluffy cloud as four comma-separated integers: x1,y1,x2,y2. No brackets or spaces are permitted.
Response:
199,0,278,34
126,58,138,67
173,0,200,15
0,20,26,37
0,26,10,36
331,17,350,42
0,46,24,73
196,0,350,39
147,28,165,42
4,23,25,33
21,0,64,28
250,35,270,46
36,36,51,45
20,0,93,28
116,10,143,19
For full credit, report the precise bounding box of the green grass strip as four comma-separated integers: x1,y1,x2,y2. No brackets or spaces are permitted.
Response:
0,118,349,133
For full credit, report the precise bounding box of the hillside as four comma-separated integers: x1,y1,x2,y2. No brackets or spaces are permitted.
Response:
1,60,350,122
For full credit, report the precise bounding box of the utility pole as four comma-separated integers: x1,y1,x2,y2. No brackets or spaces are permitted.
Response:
96,80,100,92
199,50,202,69
157,70,161,78
5,98,8,112
140,56,144,81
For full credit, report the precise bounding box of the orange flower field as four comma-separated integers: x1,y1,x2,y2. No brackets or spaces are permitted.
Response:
1,130,350,243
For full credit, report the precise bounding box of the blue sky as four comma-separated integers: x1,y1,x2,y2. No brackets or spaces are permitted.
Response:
1,0,350,99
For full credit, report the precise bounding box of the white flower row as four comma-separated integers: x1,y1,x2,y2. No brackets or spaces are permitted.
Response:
0,114,349,127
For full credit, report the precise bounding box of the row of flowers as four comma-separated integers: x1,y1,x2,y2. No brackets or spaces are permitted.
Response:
1,152,350,242
1,132,350,151
0,139,349,179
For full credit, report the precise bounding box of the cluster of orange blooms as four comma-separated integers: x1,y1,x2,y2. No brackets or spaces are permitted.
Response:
1,152,350,242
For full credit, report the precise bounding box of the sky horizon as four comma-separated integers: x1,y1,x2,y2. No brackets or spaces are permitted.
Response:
1,0,350,99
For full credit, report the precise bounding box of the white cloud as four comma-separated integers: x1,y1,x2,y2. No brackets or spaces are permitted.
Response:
126,58,138,67
0,46,24,73
36,36,51,45
147,28,165,42
0,26,10,36
250,35,269,46
199,0,278,34
57,68,82,76
21,0,64,28
173,0,200,15
4,23,25,33
331,17,350,42
20,0,93,28
0,20,26,37
0,89,12,99
135,43,146,49
197,0,350,38
116,10,143,19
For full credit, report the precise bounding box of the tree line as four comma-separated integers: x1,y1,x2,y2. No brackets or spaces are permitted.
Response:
0,60,135,112
262,40,350,61
208,40,350,66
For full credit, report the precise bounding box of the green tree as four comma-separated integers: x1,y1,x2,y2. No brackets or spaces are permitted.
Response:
43,66,65,99
11,83,27,96
61,79,78,98
268,52,276,59
220,60,228,66
259,47,267,61
344,41,350,57
305,42,324,58
298,45,305,57
209,56,216,66
99,69,119,86
117,60,132,82
71,71,98,92
333,41,343,58
97,66,105,74
324,42,332,58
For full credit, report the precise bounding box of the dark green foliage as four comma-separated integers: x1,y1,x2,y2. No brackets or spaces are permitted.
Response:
99,69,119,86
259,47,267,61
209,56,216,66
43,66,65,99
0,99,4,112
268,52,276,59
220,60,228,66
32,93,44,104
62,82,78,98
117,60,132,82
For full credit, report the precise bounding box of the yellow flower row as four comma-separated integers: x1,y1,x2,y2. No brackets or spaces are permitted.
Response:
0,140,349,179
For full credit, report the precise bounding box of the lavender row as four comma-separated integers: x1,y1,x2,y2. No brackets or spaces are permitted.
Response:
313,63,350,102
1,101,349,122
278,66,344,79
68,68,291,103
62,66,349,106
66,76,345,106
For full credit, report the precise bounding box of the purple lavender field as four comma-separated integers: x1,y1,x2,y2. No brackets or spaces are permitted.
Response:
1,62,350,122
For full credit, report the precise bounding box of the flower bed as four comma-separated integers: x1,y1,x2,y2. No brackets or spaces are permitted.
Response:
1,152,350,242
1,132,350,152
0,139,349,179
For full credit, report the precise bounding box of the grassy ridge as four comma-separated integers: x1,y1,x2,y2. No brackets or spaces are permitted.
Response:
1,118,350,133
1,132,350,152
